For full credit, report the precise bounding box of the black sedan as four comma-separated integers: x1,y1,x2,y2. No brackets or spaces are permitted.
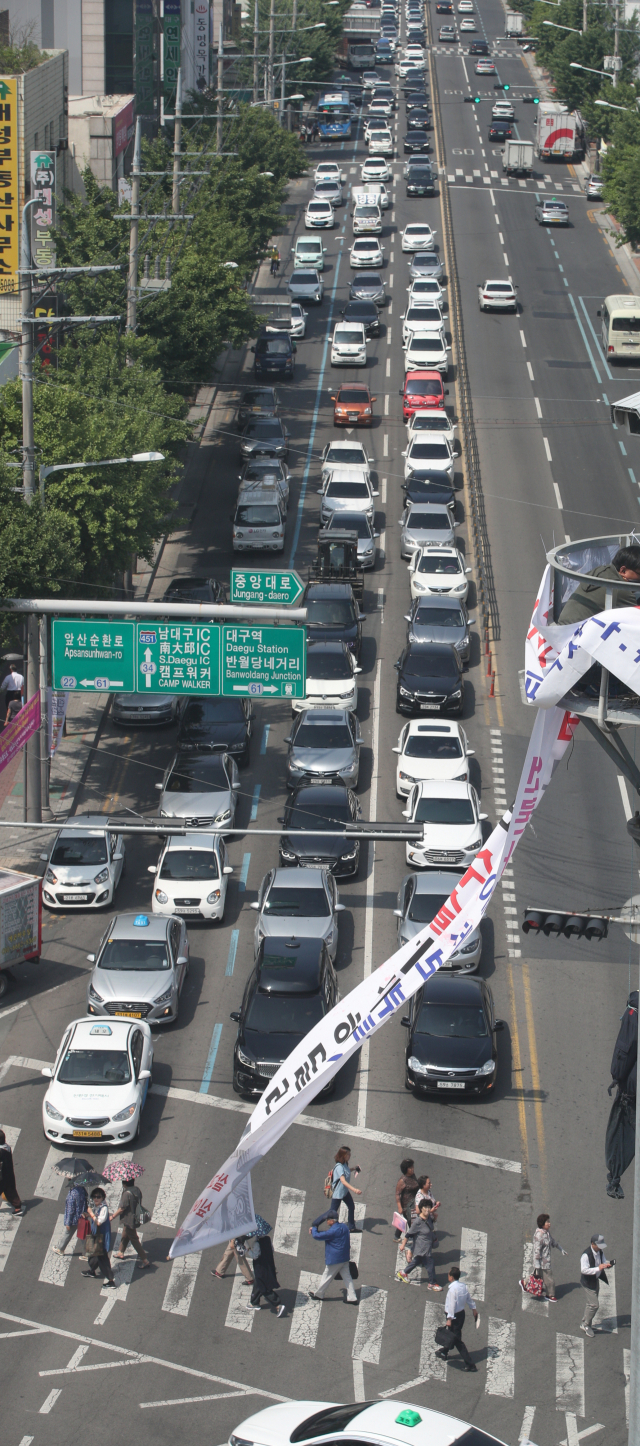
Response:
231,937,339,1098
436,1,453,10
349,271,386,307
401,973,504,1096
407,109,432,132
406,164,436,197
177,697,253,766
489,120,513,141
405,90,430,112
403,130,431,154
403,471,455,511
163,575,227,606
303,583,364,661
341,298,381,338
468,39,489,53
236,386,279,428
394,640,464,715
239,416,288,460
279,780,361,877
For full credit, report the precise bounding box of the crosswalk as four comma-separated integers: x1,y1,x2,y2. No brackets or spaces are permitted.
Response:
446,172,582,192
0,1127,627,1420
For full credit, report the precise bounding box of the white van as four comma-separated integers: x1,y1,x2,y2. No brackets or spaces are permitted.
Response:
331,322,368,366
232,484,286,552
599,294,640,363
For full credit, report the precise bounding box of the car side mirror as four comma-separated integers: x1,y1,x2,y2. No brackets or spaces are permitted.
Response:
479,812,488,821
147,865,156,874
494,1019,506,1031
230,1011,241,1022
401,1015,411,1027
249,901,260,910
41,1066,53,1078
402,809,410,818
277,816,285,824
40,852,49,861
354,665,362,674
155,782,163,790
467,749,475,756
139,1069,152,1081
223,865,234,875
284,736,292,744
87,954,95,963
113,852,123,861
393,908,403,917
469,617,476,624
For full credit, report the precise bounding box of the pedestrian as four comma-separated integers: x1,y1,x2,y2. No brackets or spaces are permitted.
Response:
413,1175,439,1215
312,122,319,141
245,1218,285,1316
580,1232,614,1337
3,696,21,728
397,1203,442,1289
436,1265,478,1371
109,1173,150,1268
0,663,24,722
0,1128,22,1215
330,1145,362,1233
394,1157,420,1238
212,1237,254,1285
82,1188,116,1287
52,1176,87,1255
559,545,640,624
307,1209,357,1304
522,1212,567,1303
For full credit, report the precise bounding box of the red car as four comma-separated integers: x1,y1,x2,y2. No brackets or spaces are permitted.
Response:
331,383,376,427
400,370,447,420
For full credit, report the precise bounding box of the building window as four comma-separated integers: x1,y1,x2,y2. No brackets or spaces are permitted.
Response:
105,0,134,94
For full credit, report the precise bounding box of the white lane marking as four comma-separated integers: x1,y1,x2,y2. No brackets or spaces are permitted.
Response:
289,1270,323,1347
342,1201,366,1266
0,1129,22,1272
357,657,382,1130
499,232,504,244
556,1333,585,1416
151,1159,190,1227
503,252,509,264
485,1317,515,1397
384,394,389,414
3,1124,19,1149
65,1345,89,1369
419,1299,447,1380
460,1227,486,1301
544,437,553,463
388,302,393,316
273,1186,306,1255
618,774,632,822
381,477,387,503
163,1249,203,1316
521,1245,548,1315
519,1407,536,1442
18,1438,34,1446
386,356,391,376
527,361,534,381
140,1390,254,1409
353,1359,366,1401
565,1416,580,1446
558,1424,604,1446
39,1215,81,1287
595,1263,617,1332
379,1374,429,1398
383,434,389,456
625,1349,631,1425
534,396,542,419
520,330,527,348
387,327,392,345
95,1227,143,1324
390,274,394,287
34,1146,64,1201
40,1390,62,1414
553,482,563,509
225,1265,254,1332
353,1286,387,1363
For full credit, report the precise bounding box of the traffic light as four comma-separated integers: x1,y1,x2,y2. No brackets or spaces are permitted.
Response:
521,909,608,940
493,82,510,90
464,94,482,103
522,95,540,104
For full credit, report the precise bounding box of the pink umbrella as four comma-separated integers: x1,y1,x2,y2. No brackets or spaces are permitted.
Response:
101,1161,145,1181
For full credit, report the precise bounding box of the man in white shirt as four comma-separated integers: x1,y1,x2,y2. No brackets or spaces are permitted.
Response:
435,1265,478,1371
0,663,23,723
580,1233,613,1336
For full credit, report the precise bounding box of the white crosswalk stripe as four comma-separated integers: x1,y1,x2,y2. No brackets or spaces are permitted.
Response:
340,1200,366,1265
352,1285,387,1364
102,1152,133,1213
460,1227,486,1301
486,1317,515,1397
225,1265,254,1332
34,1146,64,1201
556,1332,585,1417
151,1160,190,1227
520,1244,549,1316
595,1264,617,1332
162,1247,202,1316
94,1227,144,1325
289,1271,323,1347
38,1214,83,1286
273,1186,305,1255
419,1299,447,1380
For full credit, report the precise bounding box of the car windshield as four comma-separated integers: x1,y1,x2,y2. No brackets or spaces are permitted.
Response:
98,939,171,971
415,1001,488,1037
405,733,462,757
338,389,369,403
486,283,512,292
326,447,366,465
329,513,370,537
166,757,229,793
295,722,353,749
415,796,474,823
264,886,330,917
413,415,450,430
57,1049,132,1085
406,380,441,396
297,242,321,252
420,553,462,574
308,651,352,679
410,340,443,354
51,836,108,866
256,338,291,355
411,443,450,459
406,649,459,677
407,511,448,530
327,481,369,499
244,420,281,438
355,206,379,218
612,316,640,331
294,273,318,285
286,797,353,828
182,701,243,727
415,605,465,627
291,1405,372,1441
408,890,449,921
353,242,377,252
306,599,356,626
242,389,274,407
334,328,363,345
407,307,441,322
357,272,382,284
245,991,325,1034
413,514,451,531
160,850,220,881
236,505,281,526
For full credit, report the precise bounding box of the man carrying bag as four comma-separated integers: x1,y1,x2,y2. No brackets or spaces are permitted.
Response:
435,1266,478,1371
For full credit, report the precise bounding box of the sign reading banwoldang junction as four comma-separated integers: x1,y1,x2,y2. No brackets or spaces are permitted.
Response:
52,620,305,699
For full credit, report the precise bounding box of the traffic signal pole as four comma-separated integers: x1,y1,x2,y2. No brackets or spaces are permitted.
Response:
20,198,42,826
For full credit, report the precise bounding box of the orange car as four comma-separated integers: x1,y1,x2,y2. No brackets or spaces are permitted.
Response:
331,383,376,427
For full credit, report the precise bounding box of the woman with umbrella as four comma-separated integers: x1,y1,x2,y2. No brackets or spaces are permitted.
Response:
107,1162,150,1269
52,1171,89,1256
244,1216,286,1318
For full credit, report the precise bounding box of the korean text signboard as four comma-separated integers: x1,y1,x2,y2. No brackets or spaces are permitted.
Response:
230,569,304,606
135,0,155,119
164,0,181,112
0,79,18,295
30,151,56,274
194,0,210,89
52,620,305,699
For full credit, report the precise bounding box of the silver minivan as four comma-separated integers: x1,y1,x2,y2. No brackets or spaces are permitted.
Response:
232,484,286,552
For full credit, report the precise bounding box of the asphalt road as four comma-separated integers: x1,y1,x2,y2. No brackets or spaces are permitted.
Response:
0,4,636,1444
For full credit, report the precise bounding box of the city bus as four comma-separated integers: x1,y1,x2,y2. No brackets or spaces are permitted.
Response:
316,92,352,140
599,294,640,363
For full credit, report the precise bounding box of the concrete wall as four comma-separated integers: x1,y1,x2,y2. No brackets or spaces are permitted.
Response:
81,0,105,92
22,50,69,204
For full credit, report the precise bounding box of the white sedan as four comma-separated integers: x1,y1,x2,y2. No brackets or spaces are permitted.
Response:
402,303,444,345
408,277,445,307
402,779,487,868
350,237,385,268
459,17,477,28
149,832,233,922
407,409,457,441
368,129,394,155
41,1016,153,1145
40,817,125,912
402,222,437,252
361,156,392,182
458,1,474,9
290,302,308,338
393,718,473,795
229,1400,509,1446
403,434,456,479
305,199,335,229
409,545,471,600
315,161,345,183
478,279,518,312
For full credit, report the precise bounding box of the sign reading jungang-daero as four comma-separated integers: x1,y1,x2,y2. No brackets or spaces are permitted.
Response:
170,702,580,1258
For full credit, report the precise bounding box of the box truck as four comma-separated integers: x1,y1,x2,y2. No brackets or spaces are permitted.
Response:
502,138,534,175
536,103,586,161
0,868,41,997
505,12,524,35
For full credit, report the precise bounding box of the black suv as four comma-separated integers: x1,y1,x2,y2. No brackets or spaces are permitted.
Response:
177,698,253,766
303,582,364,660
252,328,295,378
231,936,339,1097
468,39,490,54
340,298,381,338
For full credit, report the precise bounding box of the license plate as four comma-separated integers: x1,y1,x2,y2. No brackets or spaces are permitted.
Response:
63,893,88,901
114,1010,142,1018
437,1081,466,1089
348,414,359,421
176,907,200,914
420,702,439,710
72,1129,103,1137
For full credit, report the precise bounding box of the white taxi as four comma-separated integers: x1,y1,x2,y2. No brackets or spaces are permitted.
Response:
41,1016,153,1145
409,545,471,600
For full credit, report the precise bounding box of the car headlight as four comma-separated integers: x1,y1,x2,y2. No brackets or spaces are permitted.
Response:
235,530,245,538
453,772,468,782
469,837,482,851
288,760,304,773
338,689,354,699
450,689,462,700
45,1099,64,1119
207,889,222,903
399,770,416,782
280,848,296,861
408,1054,428,1074
460,939,479,954
399,686,413,699
478,1058,496,1076
230,1435,254,1446
112,1103,137,1122
154,985,174,1005
236,1047,254,1069
88,984,104,1002
94,867,110,885
454,582,466,593
45,868,58,884
215,809,232,825
413,579,428,592
455,636,469,650
155,889,169,904
363,407,372,415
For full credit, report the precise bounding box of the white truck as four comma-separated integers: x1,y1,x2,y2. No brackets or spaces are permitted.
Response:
535,102,586,161
502,138,534,175
0,867,41,997
505,11,524,35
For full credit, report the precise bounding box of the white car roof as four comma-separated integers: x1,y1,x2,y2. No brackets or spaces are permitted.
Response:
63,1017,143,1051
163,832,221,852
270,866,330,886
405,718,462,735
326,441,367,455
414,779,473,798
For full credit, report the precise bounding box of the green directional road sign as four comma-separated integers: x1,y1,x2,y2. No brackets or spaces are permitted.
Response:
135,622,221,695
230,568,304,606
52,620,136,691
221,623,306,698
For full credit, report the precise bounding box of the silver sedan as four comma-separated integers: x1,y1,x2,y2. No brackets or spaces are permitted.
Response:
284,707,362,788
399,502,456,556
157,751,239,831
395,870,482,970
251,866,345,962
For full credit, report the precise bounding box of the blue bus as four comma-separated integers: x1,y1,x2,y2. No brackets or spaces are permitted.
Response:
316,91,352,141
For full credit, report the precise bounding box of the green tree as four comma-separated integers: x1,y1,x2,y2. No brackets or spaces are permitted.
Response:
0,461,82,607
602,107,640,247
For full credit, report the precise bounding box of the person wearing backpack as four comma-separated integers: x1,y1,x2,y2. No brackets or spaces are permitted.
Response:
110,1174,150,1268
328,1146,362,1233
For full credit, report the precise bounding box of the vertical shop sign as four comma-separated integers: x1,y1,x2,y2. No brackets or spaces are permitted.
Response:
193,0,210,89
135,0,155,117
30,151,56,273
164,0,181,111
0,78,19,295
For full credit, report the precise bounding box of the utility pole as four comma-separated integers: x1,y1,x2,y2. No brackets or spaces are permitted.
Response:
613,0,620,86
281,50,286,124
292,0,298,30
19,198,42,826
583,0,586,33
172,68,182,215
268,0,276,103
126,118,142,332
217,22,224,154
253,0,259,104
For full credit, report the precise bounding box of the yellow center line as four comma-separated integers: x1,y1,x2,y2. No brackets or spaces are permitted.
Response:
522,960,547,1199
506,958,531,1193
101,735,135,813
